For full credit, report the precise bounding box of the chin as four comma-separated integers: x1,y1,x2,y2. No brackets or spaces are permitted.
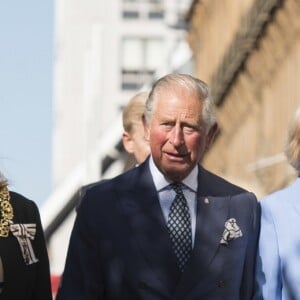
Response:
164,167,190,181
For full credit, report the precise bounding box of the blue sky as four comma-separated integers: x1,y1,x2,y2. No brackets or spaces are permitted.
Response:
0,1,53,207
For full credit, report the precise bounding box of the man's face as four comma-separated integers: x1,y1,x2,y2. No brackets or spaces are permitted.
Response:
145,87,211,182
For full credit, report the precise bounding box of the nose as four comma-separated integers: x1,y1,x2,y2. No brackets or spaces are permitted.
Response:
169,126,184,147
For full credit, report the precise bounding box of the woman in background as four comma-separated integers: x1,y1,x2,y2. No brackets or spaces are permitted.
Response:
122,90,150,166
0,174,52,299
254,107,300,299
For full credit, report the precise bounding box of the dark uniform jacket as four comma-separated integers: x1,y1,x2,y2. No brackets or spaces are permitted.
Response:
0,191,52,300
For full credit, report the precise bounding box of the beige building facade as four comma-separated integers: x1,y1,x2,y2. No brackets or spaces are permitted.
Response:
187,0,300,198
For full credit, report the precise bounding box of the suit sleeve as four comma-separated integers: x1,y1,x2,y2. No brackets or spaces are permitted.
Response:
253,198,281,300
240,193,261,300
56,197,105,300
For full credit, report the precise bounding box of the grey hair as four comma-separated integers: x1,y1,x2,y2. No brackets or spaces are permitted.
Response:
284,107,300,172
144,73,217,132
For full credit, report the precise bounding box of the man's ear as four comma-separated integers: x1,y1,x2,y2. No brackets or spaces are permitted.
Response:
122,132,134,154
205,122,218,149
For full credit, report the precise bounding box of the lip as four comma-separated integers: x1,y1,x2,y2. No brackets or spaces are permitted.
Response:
164,151,189,161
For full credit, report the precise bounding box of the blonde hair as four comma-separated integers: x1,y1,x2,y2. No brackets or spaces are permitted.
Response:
0,174,8,191
285,107,300,172
122,91,149,134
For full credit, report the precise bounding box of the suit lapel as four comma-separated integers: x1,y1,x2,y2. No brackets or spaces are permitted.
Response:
193,195,229,268
120,163,180,296
190,166,230,270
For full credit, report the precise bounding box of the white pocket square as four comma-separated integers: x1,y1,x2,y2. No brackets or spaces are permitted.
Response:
220,218,243,245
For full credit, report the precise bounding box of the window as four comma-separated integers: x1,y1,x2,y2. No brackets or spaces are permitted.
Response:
121,37,164,90
122,0,164,20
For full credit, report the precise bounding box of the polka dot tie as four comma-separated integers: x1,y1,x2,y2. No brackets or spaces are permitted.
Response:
167,182,192,272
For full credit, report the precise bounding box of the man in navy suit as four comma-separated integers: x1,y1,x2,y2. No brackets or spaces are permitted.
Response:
56,74,260,300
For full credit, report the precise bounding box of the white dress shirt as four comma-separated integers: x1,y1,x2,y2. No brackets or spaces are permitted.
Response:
149,156,198,247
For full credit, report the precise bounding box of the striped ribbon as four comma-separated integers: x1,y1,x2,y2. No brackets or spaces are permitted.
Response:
10,223,39,265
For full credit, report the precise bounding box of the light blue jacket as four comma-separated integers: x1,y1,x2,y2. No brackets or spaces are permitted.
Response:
254,177,300,300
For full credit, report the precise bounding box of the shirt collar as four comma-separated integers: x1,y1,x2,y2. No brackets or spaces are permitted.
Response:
149,156,198,192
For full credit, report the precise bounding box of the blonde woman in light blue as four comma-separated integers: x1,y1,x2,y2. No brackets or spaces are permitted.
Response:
254,107,300,300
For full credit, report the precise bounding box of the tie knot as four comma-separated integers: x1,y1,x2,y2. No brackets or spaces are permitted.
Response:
171,182,183,194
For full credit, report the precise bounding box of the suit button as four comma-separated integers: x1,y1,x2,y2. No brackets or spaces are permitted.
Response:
218,280,226,288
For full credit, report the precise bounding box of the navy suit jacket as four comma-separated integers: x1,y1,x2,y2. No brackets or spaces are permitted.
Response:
56,159,260,300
